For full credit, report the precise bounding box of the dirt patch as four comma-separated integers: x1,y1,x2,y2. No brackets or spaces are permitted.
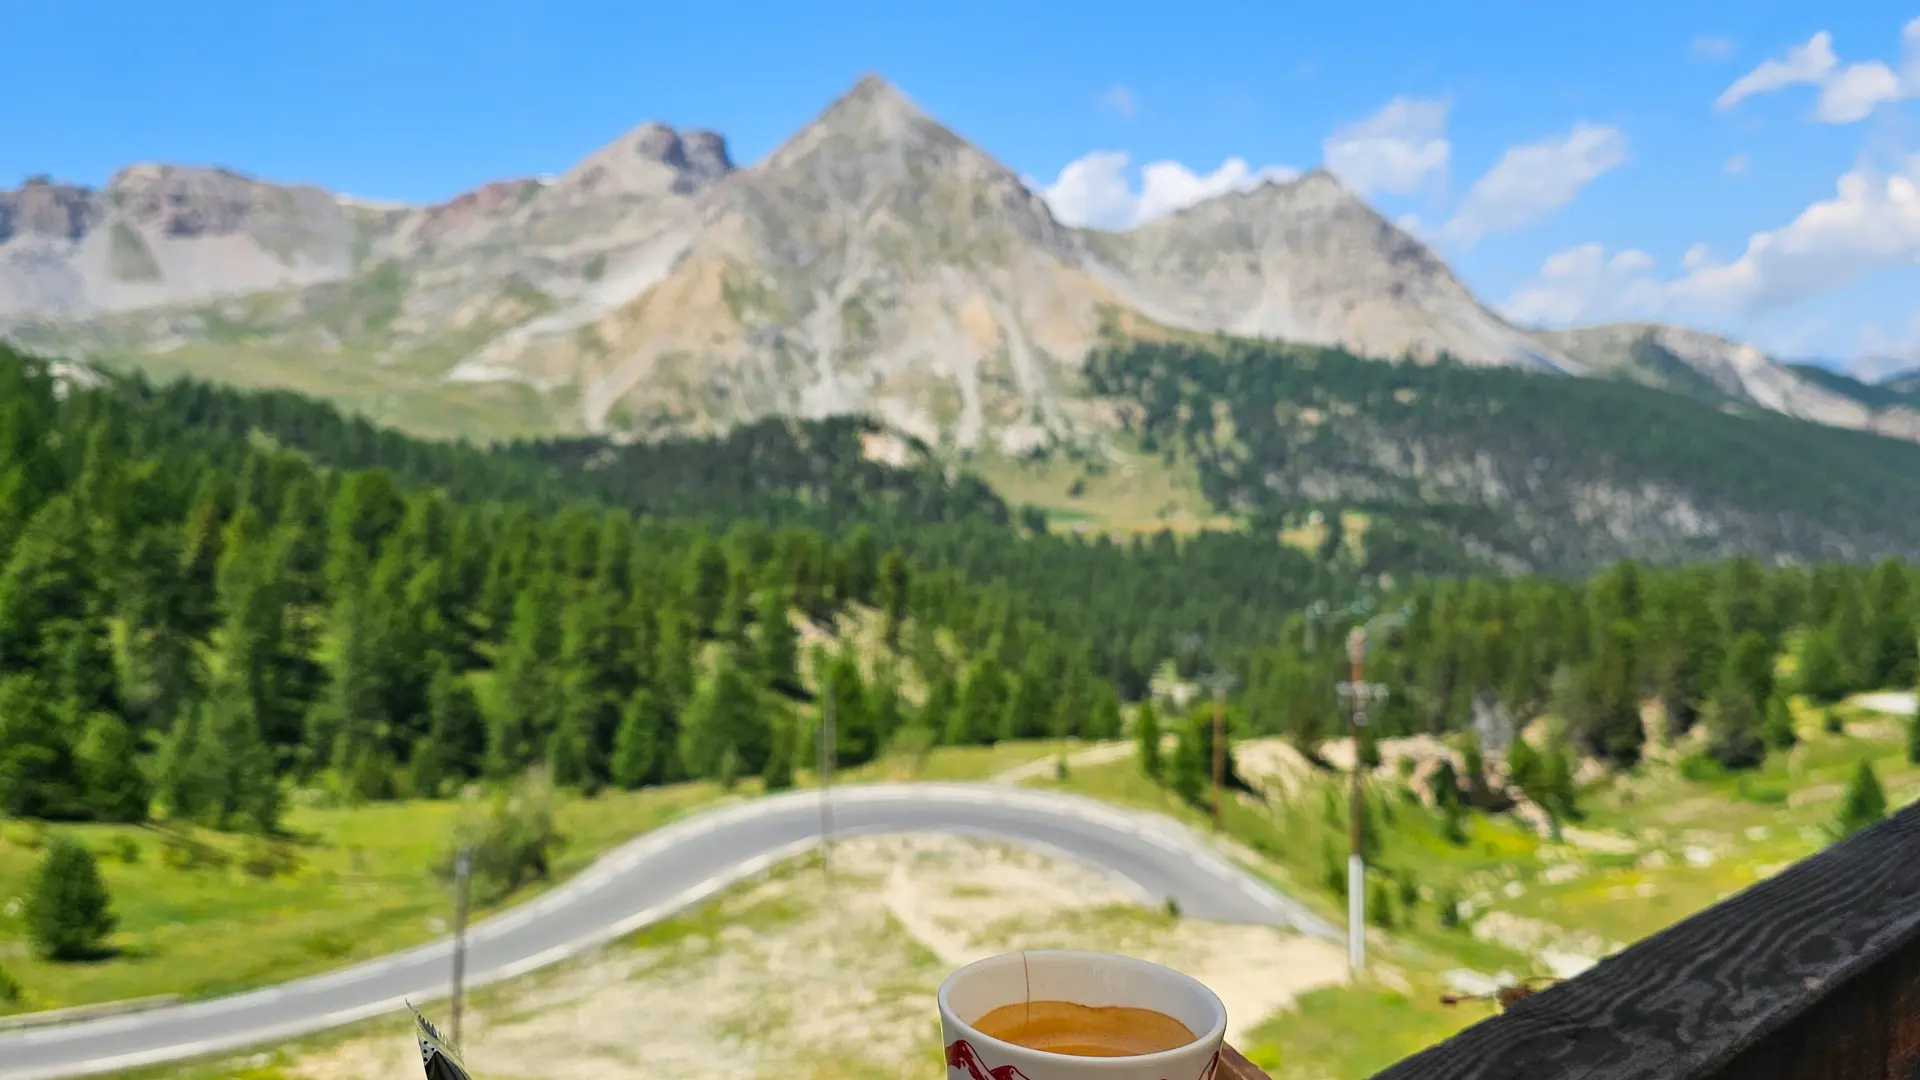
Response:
293,834,1345,1080
1233,738,1319,799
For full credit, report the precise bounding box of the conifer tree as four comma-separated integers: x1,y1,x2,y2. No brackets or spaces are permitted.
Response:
1762,694,1798,751
678,652,770,779
424,658,486,784
1168,716,1207,806
26,837,115,961
868,668,905,752
919,672,957,740
1136,700,1162,780
155,704,212,823
1798,626,1849,705
193,684,282,833
877,549,910,648
1002,658,1052,741
683,539,729,637
611,688,668,790
822,649,873,766
762,708,796,791
77,713,148,823
0,674,84,819
1835,760,1888,839
953,655,1008,745
755,587,800,695
489,577,563,776
1704,675,1766,771
1083,679,1123,740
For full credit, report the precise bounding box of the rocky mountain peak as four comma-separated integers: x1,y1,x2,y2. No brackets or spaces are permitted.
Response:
1,176,101,243
555,122,735,198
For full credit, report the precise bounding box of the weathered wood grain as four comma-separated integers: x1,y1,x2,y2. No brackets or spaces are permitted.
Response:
1218,1042,1271,1080
1366,800,1920,1080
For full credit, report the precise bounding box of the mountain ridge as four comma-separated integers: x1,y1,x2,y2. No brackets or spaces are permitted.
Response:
0,74,1900,449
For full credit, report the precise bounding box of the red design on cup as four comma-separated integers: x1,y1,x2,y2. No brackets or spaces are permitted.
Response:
946,1037,1034,1080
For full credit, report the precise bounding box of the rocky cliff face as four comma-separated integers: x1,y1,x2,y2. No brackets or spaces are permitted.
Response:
0,75,1897,449
0,167,365,317
1533,323,1920,441
1087,171,1579,374
461,76,1129,450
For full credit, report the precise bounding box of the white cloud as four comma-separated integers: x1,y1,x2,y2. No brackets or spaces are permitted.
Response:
1672,157,1920,312
1691,36,1735,61
1439,123,1628,246
1322,97,1451,197
1714,32,1837,111
1724,152,1750,175
1714,21,1920,124
1101,85,1136,120
1033,151,1298,230
1503,243,1667,325
1507,156,1920,331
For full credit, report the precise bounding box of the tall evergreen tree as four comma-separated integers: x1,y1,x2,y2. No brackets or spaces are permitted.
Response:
612,687,670,790
77,713,149,823
952,655,1009,745
1798,626,1850,705
1136,700,1162,779
678,652,771,778
489,576,563,777
755,588,800,695
0,675,84,819
424,658,487,785
877,549,910,647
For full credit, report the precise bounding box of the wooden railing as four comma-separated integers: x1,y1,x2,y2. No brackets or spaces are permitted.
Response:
1363,799,1920,1080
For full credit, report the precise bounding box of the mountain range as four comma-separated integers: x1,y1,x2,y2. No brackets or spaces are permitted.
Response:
4,73,1918,452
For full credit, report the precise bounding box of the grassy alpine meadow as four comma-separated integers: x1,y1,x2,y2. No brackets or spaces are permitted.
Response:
0,780,729,1013
0,739,1068,1015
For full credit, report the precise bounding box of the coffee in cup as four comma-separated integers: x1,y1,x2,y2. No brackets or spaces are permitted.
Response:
938,950,1226,1080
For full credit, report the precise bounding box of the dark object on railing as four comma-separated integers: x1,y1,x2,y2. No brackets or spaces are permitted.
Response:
411,1003,473,1080
1369,800,1920,1080
1440,975,1562,1012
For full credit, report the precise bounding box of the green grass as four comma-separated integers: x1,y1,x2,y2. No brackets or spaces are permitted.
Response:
0,781,729,1013
0,734,1057,1016
1033,698,1920,1079
966,441,1232,538
94,343,569,444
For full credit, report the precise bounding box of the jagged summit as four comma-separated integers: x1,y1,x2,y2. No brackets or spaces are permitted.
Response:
556,121,733,197
0,76,1889,448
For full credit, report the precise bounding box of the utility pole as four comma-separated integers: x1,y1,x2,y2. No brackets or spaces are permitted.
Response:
1337,626,1390,975
450,845,472,1047
817,670,836,881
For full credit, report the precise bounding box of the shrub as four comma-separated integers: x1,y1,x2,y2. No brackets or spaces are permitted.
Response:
443,769,566,905
1367,879,1394,929
26,837,116,960
0,963,20,1003
1834,760,1888,840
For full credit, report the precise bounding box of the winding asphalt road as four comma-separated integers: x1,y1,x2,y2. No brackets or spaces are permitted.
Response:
0,783,1334,1080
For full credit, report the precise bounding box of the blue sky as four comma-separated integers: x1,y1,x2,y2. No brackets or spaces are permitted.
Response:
8,0,1920,371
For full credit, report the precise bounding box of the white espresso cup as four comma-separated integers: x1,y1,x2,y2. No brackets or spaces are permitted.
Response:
937,950,1228,1080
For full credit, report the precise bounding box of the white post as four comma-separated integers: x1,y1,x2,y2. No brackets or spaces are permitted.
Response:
1347,854,1366,973
818,672,835,881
